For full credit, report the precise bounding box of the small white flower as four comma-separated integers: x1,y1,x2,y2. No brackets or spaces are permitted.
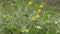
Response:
36,26,42,29
57,30,60,33
22,29,29,33
55,21,58,24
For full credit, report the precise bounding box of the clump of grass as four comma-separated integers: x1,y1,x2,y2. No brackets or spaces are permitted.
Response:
0,0,60,34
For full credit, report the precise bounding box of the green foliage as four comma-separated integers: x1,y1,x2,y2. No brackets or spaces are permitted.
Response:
0,0,60,34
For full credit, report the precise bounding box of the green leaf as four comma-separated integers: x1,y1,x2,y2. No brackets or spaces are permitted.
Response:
46,31,50,34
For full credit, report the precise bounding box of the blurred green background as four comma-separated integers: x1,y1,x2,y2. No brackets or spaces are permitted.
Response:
0,0,60,34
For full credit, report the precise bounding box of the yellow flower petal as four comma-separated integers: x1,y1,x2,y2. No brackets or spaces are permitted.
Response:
25,29,29,33
39,5,44,8
31,14,40,21
39,3,44,8
37,9,42,13
34,14,40,19
22,29,29,33
28,1,32,5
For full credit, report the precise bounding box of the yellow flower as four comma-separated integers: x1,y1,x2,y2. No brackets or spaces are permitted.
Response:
39,3,44,8
31,14,40,21
37,9,42,13
39,5,44,8
25,29,29,33
22,29,29,33
34,14,40,19
28,1,32,5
